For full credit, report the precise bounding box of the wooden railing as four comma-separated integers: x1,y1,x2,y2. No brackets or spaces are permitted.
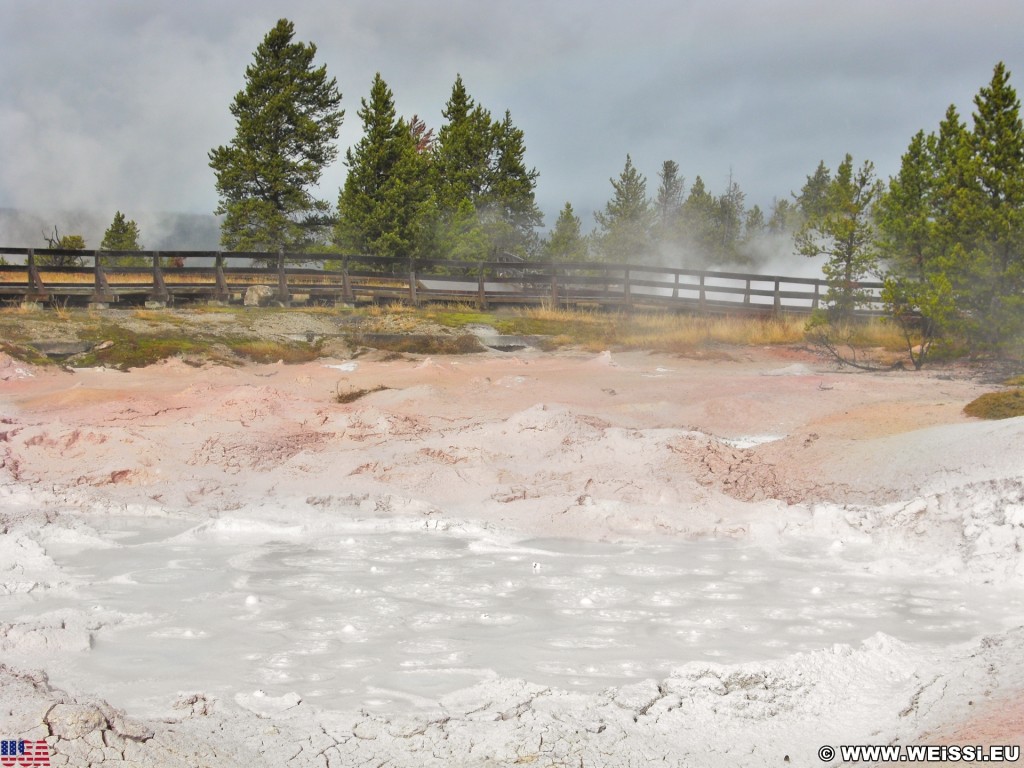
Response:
0,247,886,316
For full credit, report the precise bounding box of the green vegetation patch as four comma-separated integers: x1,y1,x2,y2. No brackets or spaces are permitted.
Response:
228,339,321,364
357,333,485,355
74,333,210,370
964,388,1024,420
0,341,56,367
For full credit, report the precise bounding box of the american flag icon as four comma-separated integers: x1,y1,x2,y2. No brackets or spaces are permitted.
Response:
0,740,51,767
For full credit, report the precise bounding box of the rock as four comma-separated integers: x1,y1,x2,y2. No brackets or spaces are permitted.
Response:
46,703,106,740
244,285,275,307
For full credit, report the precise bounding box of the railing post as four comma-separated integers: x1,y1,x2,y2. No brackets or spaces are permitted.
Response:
341,255,354,304
89,251,113,307
408,258,418,306
549,261,559,307
812,280,821,310
672,270,680,301
623,267,632,309
744,278,751,305
213,252,230,303
773,279,782,314
477,261,486,310
26,247,48,302
276,250,291,305
148,250,169,306
698,273,706,311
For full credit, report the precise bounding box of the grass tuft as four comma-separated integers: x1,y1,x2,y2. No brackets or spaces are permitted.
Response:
335,384,390,404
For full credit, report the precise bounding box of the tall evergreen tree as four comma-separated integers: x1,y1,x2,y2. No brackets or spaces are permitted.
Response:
481,110,543,259
679,176,718,264
209,19,343,255
544,202,588,261
876,130,955,367
335,73,435,259
435,198,489,261
652,160,685,257
715,174,747,263
100,211,145,266
594,155,651,263
795,160,832,224
876,131,935,276
767,197,797,235
432,77,542,260
961,62,1024,348
796,154,884,320
892,66,1024,354
654,161,685,229
433,75,494,211
744,205,766,240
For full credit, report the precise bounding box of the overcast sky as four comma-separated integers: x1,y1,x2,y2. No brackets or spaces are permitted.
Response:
2,0,1023,237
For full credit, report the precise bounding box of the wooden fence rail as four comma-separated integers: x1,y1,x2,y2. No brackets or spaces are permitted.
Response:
0,247,886,316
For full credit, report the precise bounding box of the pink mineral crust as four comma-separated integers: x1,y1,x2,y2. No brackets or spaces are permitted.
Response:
930,695,1024,748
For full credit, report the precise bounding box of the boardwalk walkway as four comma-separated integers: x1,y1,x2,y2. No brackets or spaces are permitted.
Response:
0,248,885,315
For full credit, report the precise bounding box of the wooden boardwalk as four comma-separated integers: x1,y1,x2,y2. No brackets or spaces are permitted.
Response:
0,248,885,316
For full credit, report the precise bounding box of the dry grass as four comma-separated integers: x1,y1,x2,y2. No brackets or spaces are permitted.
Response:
335,384,390,404
839,320,909,352
616,313,809,351
494,307,814,354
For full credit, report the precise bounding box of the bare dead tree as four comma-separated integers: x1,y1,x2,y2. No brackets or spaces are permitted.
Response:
40,226,85,267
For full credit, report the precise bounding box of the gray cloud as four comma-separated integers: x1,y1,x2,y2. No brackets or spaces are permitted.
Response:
2,0,1022,244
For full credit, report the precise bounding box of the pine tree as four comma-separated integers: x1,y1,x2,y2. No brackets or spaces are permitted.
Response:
654,161,684,229
481,110,543,259
433,75,494,211
876,131,954,367
435,198,489,261
544,202,588,261
744,205,766,240
963,62,1024,348
335,73,435,260
715,174,746,263
679,176,718,264
594,155,651,263
795,160,832,224
652,160,685,257
796,154,883,320
767,198,797,235
433,78,542,260
100,211,145,266
209,19,343,256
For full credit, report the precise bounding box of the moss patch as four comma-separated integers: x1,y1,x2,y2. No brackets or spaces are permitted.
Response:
0,341,56,367
964,388,1024,419
228,339,321,364
356,333,485,355
74,334,210,370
